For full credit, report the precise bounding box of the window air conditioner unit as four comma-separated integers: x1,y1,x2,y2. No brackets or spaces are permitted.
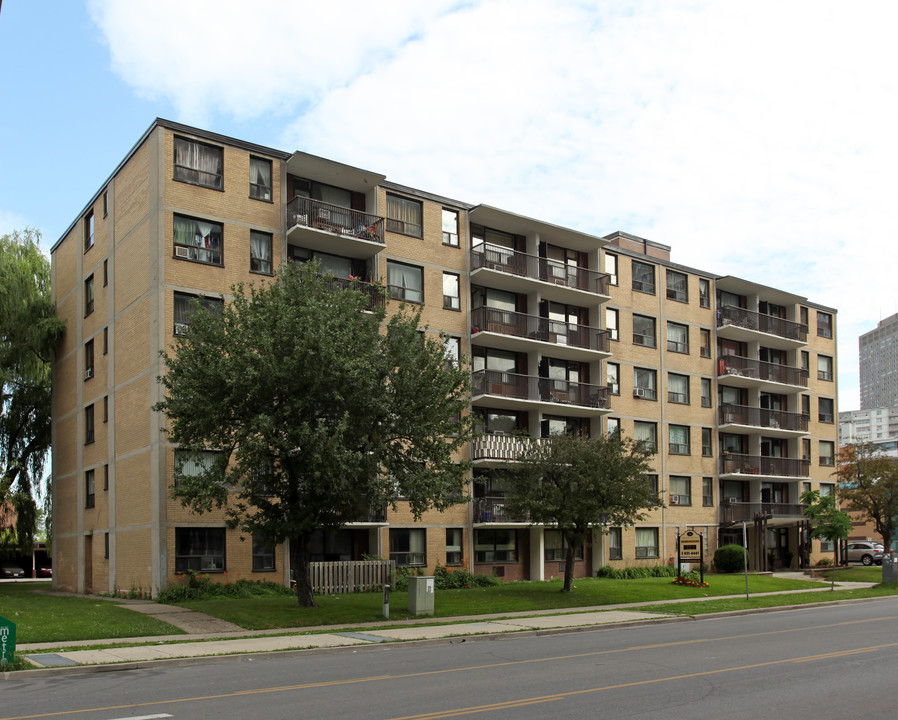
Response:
84,367,93,380
174,322,189,336
726,497,739,504
174,246,190,259
670,496,680,505
724,414,735,423
634,388,647,398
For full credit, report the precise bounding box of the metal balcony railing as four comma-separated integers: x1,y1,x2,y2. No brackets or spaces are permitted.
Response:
471,434,541,462
287,197,385,246
322,275,386,311
720,453,810,478
719,500,807,524
472,369,609,409
470,307,610,353
717,305,808,342
718,404,809,432
473,497,529,523
471,242,610,295
717,356,809,387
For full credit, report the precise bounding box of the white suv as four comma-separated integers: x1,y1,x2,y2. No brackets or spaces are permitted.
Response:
845,541,884,566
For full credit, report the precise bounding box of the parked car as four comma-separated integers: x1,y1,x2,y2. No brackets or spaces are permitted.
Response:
36,564,53,577
845,541,883,566
0,562,25,578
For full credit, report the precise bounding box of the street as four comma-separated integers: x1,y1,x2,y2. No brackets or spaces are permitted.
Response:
4,598,898,719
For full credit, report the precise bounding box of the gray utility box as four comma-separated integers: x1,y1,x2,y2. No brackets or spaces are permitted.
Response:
407,575,435,616
883,554,898,584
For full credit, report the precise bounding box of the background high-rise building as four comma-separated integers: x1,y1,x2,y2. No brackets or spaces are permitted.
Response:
859,313,898,409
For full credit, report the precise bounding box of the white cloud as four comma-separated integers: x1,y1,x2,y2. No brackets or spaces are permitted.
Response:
89,0,898,408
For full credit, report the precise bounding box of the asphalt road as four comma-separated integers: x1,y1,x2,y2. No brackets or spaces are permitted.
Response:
5,598,898,720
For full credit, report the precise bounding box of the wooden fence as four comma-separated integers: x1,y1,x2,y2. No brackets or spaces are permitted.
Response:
309,560,395,594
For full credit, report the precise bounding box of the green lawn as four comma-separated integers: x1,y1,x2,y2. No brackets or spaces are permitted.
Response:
0,582,186,644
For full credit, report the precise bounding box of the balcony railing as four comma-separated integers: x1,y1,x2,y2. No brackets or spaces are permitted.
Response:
471,307,610,353
287,197,385,246
719,500,807,524
717,356,809,387
471,242,610,295
473,496,529,523
719,404,808,432
471,434,540,462
322,275,386,311
472,369,609,409
717,306,807,342
720,453,810,478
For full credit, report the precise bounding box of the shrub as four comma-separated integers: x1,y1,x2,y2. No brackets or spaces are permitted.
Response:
815,556,834,567
157,573,293,603
713,544,746,573
595,564,678,579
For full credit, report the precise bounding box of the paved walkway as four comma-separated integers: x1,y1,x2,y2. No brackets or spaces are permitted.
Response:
16,573,880,672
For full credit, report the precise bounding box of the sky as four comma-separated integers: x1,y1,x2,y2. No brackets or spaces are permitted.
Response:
2,0,896,411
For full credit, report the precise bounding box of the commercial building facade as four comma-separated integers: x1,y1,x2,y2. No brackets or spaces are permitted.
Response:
50,119,840,595
859,313,898,409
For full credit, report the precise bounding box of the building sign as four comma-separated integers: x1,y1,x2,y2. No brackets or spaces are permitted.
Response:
0,615,15,669
679,530,702,561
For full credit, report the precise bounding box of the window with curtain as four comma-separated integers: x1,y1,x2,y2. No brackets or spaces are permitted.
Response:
173,214,223,265
173,292,223,335
249,156,272,201
633,315,656,347
667,322,688,353
84,275,94,316
817,355,833,381
703,477,714,506
173,136,223,189
669,425,690,455
702,428,713,457
818,397,834,423
632,261,655,293
668,373,689,404
608,527,622,560
250,230,272,274
443,272,460,309
605,253,618,285
174,449,222,485
635,528,659,558
666,270,688,302
444,336,460,366
442,208,459,246
819,441,835,466
670,476,691,505
606,307,619,340
544,530,584,561
386,194,423,238
387,261,423,303
699,278,710,307
446,528,463,565
474,529,517,563
817,312,833,338
634,367,657,400
175,527,226,572
390,528,426,566
634,421,657,452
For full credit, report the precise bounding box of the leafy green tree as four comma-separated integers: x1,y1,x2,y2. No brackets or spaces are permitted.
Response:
1,229,65,553
502,431,657,592
154,263,473,607
801,489,852,590
837,442,898,552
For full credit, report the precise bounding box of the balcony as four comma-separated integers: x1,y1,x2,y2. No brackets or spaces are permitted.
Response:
471,434,540,465
471,243,610,302
717,356,808,390
719,500,807,525
716,306,807,349
287,197,385,259
720,453,810,479
473,496,529,524
718,404,808,436
470,307,610,361
322,275,386,312
345,506,388,524
472,369,610,416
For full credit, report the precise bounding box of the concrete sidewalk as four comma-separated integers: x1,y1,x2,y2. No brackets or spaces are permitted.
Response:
16,575,880,672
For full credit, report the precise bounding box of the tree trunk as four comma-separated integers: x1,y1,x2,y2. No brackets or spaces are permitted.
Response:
291,532,316,607
562,536,576,593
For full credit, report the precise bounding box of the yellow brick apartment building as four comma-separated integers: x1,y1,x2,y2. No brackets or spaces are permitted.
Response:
50,119,839,595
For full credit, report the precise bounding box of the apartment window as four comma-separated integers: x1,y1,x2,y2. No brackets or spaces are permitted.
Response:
249,156,272,201
443,272,460,310
667,322,689,353
702,477,714,506
104,464,109,490
442,208,459,246
84,275,94,316
817,312,833,338
606,362,620,395
669,476,691,505
174,449,223,486
103,327,108,354
634,368,657,400
446,528,463,565
606,307,619,341
702,428,713,457
104,532,109,559
252,535,276,571
387,261,424,303
701,378,712,408
390,528,426,566
669,425,690,455
700,329,711,358
820,441,835,467
801,394,810,417
800,306,809,328
85,469,95,509
632,261,655,294
444,336,460,366
817,355,833,381
606,417,620,436
173,136,223,190
248,230,273,274
544,530,583,561
84,404,95,445
103,259,108,287
634,421,657,453
386,194,423,238
84,340,94,381
647,474,659,497
103,395,108,423
819,397,834,424
635,528,659,558
820,483,835,497
668,373,689,404
605,253,618,285
474,529,517,563
699,278,710,308
666,270,688,302
173,214,223,266
633,315,656,347
175,527,226,572
608,527,622,560
102,190,108,217
802,438,812,461
84,209,94,252
173,292,224,336
801,351,810,372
